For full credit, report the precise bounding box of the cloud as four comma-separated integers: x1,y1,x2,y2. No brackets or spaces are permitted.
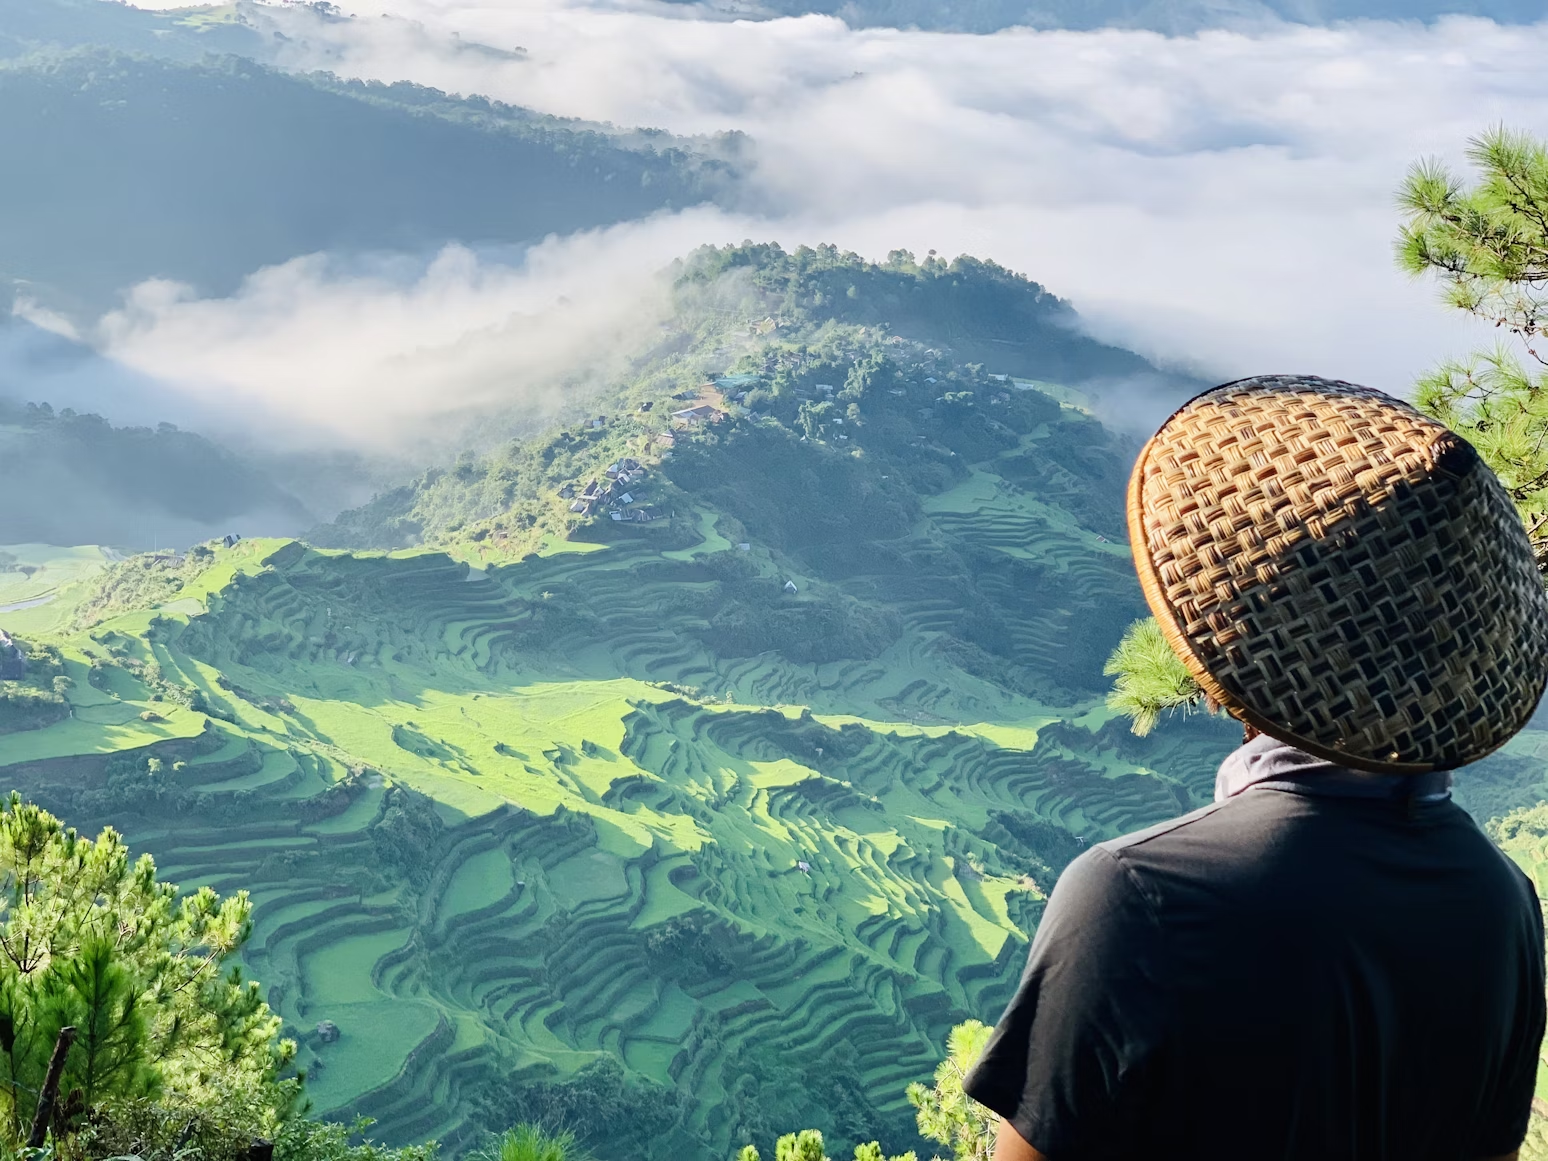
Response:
87,210,742,452
111,1,1548,426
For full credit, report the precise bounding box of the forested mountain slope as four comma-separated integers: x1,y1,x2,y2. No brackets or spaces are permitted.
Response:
0,48,730,308
4,245,1544,1159
0,398,312,545
0,0,265,60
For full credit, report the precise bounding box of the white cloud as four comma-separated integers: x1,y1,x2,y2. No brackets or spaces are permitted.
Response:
91,210,742,450
112,0,1548,430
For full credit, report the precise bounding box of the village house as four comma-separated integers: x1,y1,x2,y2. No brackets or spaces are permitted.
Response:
671,404,720,426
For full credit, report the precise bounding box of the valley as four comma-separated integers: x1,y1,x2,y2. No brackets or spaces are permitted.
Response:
0,246,1243,1158
5,244,1546,1159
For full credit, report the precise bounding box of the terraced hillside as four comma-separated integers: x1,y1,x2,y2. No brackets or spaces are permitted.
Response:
0,245,1354,1158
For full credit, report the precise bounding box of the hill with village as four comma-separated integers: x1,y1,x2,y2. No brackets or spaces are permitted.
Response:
2,244,1547,1160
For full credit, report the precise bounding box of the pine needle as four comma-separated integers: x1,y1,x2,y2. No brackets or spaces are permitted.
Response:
1103,618,1205,736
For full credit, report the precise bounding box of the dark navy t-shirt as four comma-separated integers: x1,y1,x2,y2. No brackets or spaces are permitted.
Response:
962,783,1545,1160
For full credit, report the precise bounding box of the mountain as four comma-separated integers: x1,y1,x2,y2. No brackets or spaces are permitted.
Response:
0,0,268,62
666,0,1548,31
0,44,732,311
1,245,1541,1158
313,244,1170,553
0,244,1222,1159
0,397,313,546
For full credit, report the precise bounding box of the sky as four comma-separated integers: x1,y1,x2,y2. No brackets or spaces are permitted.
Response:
93,0,1548,451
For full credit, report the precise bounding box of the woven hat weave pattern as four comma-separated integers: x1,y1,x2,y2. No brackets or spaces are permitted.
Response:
1128,374,1548,773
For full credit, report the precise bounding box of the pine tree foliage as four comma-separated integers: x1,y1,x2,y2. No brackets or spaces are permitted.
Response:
734,1131,915,1161
904,1021,997,1161
479,1124,583,1161
0,792,294,1146
1102,618,1205,736
1397,127,1548,570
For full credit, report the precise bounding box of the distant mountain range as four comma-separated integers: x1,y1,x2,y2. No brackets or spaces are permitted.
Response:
0,0,739,313
0,48,732,312
0,397,314,546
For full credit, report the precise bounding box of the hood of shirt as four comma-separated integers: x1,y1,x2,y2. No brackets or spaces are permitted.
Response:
1214,731,1453,803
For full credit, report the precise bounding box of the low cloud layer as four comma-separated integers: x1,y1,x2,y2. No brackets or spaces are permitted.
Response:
19,212,743,452
102,0,1548,448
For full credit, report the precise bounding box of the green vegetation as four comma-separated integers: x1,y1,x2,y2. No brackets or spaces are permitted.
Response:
0,48,726,308
735,1128,913,1161
1398,127,1548,570
905,1022,996,1161
0,243,1258,1158
0,793,291,1150
1102,618,1206,736
736,1016,997,1161
478,1125,584,1161
0,633,68,734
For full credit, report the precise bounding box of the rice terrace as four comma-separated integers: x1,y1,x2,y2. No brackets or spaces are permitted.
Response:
6,140,1548,1159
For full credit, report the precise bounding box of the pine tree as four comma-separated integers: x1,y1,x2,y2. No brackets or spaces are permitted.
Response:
1397,128,1548,570
0,793,293,1146
1102,618,1205,736
905,1021,997,1161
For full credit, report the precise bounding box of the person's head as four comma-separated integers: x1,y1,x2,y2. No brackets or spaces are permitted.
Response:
1128,374,1548,772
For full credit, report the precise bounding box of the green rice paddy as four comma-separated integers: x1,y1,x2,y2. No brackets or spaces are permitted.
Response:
0,439,1253,1157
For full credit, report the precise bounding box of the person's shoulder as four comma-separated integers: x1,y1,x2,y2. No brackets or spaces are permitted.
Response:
1434,801,1543,899
1096,797,1237,858
1040,842,1167,948
1051,801,1243,916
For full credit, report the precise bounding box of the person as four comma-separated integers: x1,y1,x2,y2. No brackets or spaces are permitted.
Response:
962,376,1548,1161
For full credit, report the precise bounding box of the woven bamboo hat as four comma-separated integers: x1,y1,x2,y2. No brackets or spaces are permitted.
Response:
1128,374,1548,773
